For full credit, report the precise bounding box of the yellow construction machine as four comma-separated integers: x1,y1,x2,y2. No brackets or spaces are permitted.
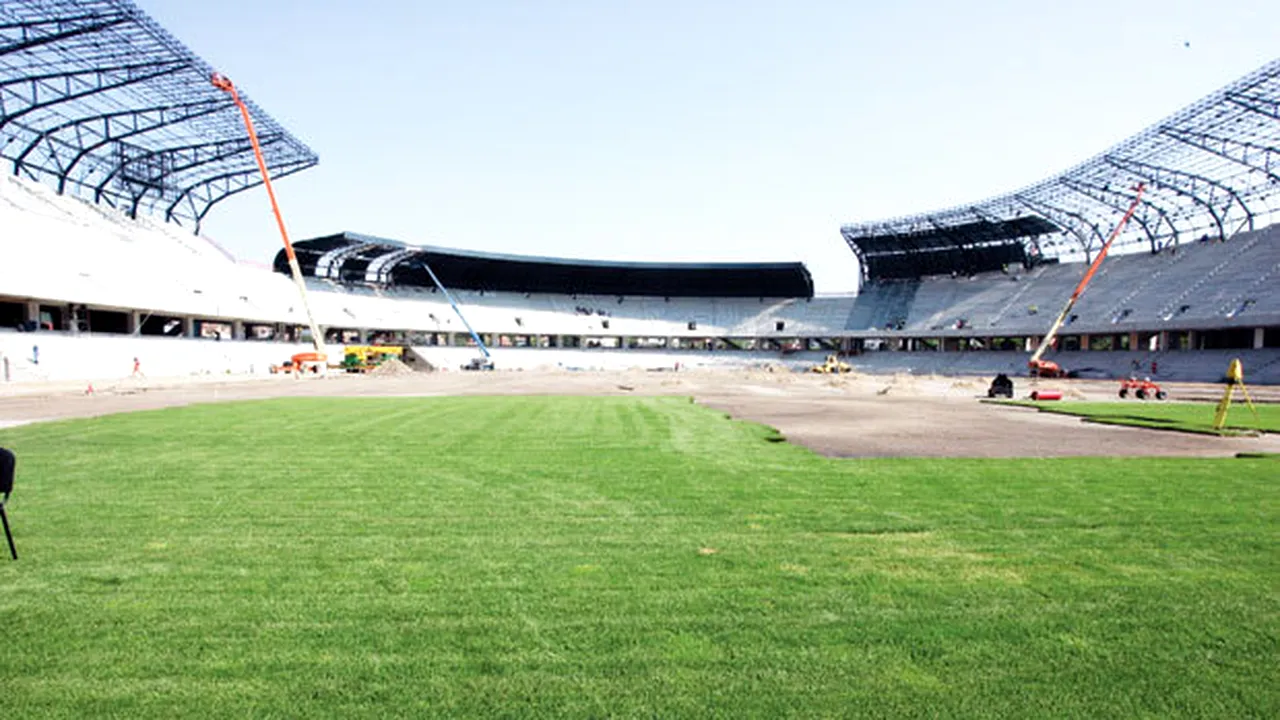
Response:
341,345,405,373
809,354,853,374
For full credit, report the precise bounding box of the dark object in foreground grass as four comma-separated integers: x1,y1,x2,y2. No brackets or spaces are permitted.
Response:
0,446,16,559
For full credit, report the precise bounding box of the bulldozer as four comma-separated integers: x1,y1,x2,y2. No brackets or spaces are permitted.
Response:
809,354,853,374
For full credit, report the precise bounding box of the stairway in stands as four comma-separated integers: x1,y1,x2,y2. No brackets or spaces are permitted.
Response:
1155,232,1269,321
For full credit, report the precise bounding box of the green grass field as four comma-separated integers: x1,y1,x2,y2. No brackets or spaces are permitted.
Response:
0,396,1276,718
1001,400,1280,436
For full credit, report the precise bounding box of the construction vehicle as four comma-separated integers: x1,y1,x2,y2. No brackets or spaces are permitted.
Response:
809,354,853,374
1118,377,1167,400
1028,184,1146,378
407,252,493,371
987,373,1014,398
212,72,327,363
270,351,327,375
341,345,404,373
461,356,495,371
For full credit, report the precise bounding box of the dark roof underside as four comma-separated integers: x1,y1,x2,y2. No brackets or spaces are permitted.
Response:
279,233,815,298
849,216,1055,281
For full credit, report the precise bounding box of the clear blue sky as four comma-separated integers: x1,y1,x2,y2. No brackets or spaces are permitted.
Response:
139,0,1280,292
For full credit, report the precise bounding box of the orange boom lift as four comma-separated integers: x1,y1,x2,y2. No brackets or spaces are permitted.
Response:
1028,183,1146,378
211,72,327,362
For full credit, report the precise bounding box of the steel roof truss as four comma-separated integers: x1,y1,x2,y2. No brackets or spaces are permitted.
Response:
172,156,313,231
0,60,188,132
0,11,130,57
1014,193,1104,260
1106,154,1249,236
1059,178,1164,253
93,135,261,202
1159,125,1280,186
11,98,232,190
1225,91,1280,122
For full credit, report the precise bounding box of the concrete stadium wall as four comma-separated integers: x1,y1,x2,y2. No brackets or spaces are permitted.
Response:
415,345,1280,384
843,349,1280,384
409,346,801,372
0,331,311,384
1,332,1274,385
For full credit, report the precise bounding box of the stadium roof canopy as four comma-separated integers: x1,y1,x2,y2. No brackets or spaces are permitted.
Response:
0,0,317,229
280,232,816,298
842,58,1280,284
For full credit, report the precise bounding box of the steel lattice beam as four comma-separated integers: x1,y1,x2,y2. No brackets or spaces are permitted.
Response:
93,135,263,204
12,99,232,187
0,12,130,56
1059,178,1163,253
841,57,1280,283
1225,91,1280,121
1159,126,1280,185
0,0,318,228
1106,154,1251,237
1014,193,1105,260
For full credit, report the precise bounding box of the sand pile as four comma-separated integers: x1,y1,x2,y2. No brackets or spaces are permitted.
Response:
369,357,416,376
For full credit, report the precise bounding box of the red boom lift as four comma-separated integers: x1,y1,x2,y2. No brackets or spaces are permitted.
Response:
1027,184,1146,378
211,72,328,362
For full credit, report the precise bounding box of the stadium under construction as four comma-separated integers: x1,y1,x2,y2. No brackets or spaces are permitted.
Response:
1,0,1278,384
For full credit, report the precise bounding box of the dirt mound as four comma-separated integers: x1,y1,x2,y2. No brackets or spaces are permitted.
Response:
369,358,416,376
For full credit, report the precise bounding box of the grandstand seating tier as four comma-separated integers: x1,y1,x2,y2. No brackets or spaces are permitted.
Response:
1,173,1277,387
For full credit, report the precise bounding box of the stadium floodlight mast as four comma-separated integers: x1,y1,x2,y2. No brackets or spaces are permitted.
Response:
210,72,327,360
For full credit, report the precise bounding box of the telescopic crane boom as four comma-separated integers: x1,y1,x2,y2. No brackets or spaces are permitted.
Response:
211,72,327,359
1028,183,1145,377
418,261,492,362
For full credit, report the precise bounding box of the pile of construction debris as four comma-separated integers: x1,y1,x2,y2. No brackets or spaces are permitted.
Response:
369,357,417,376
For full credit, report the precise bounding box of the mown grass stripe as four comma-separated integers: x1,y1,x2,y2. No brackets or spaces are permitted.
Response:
0,396,1275,718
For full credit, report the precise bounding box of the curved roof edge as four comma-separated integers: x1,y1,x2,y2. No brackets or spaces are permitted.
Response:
842,57,1280,284
277,232,815,298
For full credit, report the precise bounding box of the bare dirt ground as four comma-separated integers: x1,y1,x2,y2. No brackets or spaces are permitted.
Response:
1,369,1277,458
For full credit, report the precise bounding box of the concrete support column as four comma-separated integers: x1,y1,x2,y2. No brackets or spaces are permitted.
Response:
1157,331,1170,352
183,317,196,338
1254,327,1265,349
128,311,141,335
1080,334,1090,351
232,319,244,340
25,301,39,325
